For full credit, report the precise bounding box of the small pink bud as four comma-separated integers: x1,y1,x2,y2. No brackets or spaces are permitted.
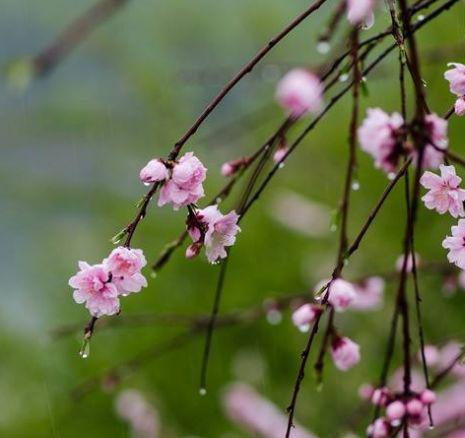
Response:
386,401,406,422
406,398,423,417
273,147,288,164
358,383,374,400
420,345,439,367
185,242,202,259
367,418,390,438
276,69,323,117
455,97,465,116
371,387,391,407
291,304,321,332
221,162,235,177
139,159,169,184
331,336,361,371
420,389,437,405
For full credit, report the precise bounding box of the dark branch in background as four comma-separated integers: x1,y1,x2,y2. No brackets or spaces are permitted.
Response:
33,0,130,76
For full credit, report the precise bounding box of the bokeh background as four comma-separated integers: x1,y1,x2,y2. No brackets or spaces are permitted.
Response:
1,0,465,436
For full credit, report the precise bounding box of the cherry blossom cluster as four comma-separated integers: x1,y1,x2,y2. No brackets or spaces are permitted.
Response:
69,247,147,317
364,386,436,437
358,109,448,175
417,164,465,270
444,62,465,116
291,277,385,372
139,151,207,209
70,149,244,316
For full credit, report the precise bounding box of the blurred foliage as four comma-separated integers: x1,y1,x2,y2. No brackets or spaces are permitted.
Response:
1,0,465,437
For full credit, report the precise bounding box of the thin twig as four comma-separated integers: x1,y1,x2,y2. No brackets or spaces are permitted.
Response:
33,0,130,76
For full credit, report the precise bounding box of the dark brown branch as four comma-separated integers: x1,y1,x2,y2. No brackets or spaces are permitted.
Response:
168,0,330,160
33,0,129,76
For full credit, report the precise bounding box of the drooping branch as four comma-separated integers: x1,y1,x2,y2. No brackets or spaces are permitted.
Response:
33,0,130,77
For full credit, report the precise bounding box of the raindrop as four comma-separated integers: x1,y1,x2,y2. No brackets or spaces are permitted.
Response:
143,182,151,187
199,388,207,396
351,181,360,191
387,172,396,181
80,340,90,359
330,224,337,232
428,425,435,431
150,272,157,279
216,197,222,204
339,73,349,83
417,14,425,21
298,324,310,333
317,41,331,55
278,163,285,169
266,309,282,325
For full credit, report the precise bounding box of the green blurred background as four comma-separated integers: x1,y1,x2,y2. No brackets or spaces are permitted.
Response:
1,0,465,436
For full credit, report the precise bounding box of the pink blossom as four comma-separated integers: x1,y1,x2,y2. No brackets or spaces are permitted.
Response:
115,389,160,438
221,157,249,177
371,387,392,407
443,219,465,269
444,62,465,96
352,276,385,310
158,152,207,210
420,389,436,405
396,252,421,273
221,162,235,177
406,398,424,417
455,97,465,116
420,344,440,367
104,247,147,295
69,262,120,317
359,383,374,400
367,418,390,438
358,108,404,173
331,336,361,371
292,304,321,332
139,159,169,184
347,0,375,28
276,69,323,117
326,278,356,311
273,147,289,164
190,205,241,263
386,401,406,422
414,114,448,169
420,165,465,217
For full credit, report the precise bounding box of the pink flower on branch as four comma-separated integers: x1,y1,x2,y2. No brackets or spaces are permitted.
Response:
104,247,148,295
69,262,120,317
292,303,322,332
455,97,465,116
187,205,240,263
358,108,404,174
158,152,207,210
347,0,375,28
331,336,361,371
420,165,465,218
444,62,465,97
443,219,465,269
352,276,385,310
324,278,357,312
139,159,169,184
276,69,323,118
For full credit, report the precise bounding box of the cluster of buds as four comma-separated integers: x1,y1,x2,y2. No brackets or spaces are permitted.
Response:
365,386,436,437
